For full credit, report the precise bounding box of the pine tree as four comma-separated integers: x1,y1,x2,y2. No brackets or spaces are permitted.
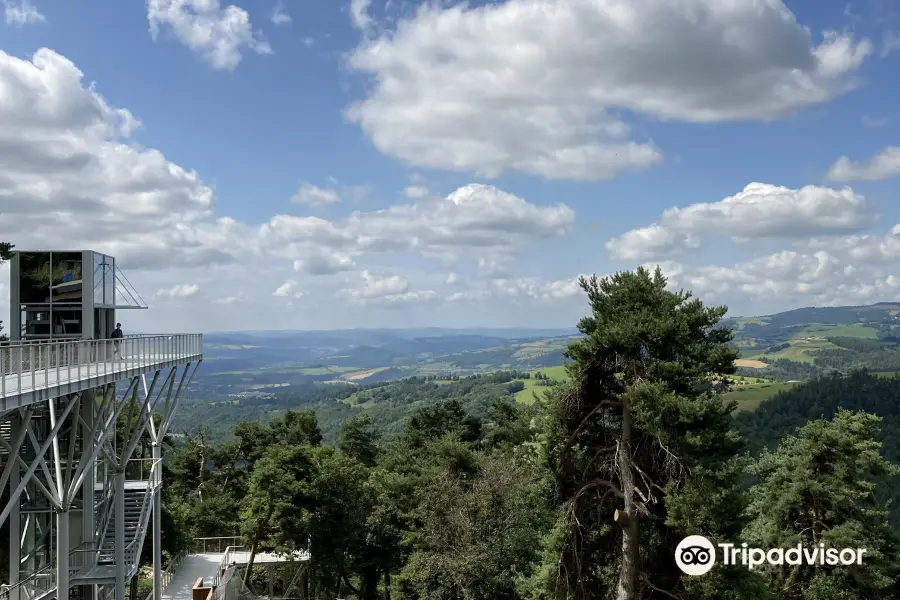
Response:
744,409,900,599
539,267,766,600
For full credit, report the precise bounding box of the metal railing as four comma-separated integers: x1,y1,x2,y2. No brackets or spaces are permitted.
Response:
0,334,202,397
0,565,55,600
125,457,163,485
193,537,243,554
142,550,187,600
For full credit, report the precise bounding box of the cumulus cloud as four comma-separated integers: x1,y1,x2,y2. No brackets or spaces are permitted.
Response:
289,182,370,206
347,0,870,180
0,48,248,271
293,252,356,276
0,46,579,331
350,0,372,31
3,0,43,25
157,283,200,298
341,270,437,306
290,183,341,206
446,275,586,303
404,185,430,199
826,147,900,182
607,183,872,261
660,244,900,314
147,0,272,70
274,280,304,298
263,183,574,262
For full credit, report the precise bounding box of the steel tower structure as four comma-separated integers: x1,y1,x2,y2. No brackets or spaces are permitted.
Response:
0,250,202,600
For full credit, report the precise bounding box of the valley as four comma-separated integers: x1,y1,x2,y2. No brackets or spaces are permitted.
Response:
178,301,900,439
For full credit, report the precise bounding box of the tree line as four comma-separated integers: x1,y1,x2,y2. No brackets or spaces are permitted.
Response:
152,268,900,600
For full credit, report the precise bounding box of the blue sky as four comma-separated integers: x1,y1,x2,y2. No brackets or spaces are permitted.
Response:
0,0,899,332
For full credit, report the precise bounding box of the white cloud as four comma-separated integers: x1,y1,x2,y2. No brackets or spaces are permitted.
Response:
293,252,356,276
607,183,872,261
350,0,372,31
341,270,438,306
404,185,430,199
0,49,248,271
0,46,586,332
290,183,341,206
271,0,291,25
660,244,900,314
289,182,370,206
147,0,272,70
826,147,900,182
347,270,408,299
274,280,304,298
608,225,700,262
3,0,44,25
347,0,870,180
264,183,574,262
157,283,200,298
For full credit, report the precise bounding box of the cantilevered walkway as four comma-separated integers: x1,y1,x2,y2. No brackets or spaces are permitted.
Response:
0,335,203,408
0,334,203,600
157,539,309,600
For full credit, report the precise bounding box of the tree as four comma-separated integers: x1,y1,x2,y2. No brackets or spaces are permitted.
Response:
541,267,758,600
339,414,381,467
0,242,13,341
506,380,525,394
240,444,315,587
744,409,900,599
396,452,553,600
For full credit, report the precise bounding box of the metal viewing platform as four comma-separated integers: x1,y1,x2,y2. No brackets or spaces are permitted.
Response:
0,250,203,600
0,335,203,409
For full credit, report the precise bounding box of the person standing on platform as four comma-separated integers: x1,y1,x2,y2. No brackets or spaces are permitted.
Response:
111,322,124,358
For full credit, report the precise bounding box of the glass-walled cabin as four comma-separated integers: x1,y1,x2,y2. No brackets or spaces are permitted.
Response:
10,250,119,341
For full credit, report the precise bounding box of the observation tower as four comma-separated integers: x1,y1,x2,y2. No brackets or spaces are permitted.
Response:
0,250,202,600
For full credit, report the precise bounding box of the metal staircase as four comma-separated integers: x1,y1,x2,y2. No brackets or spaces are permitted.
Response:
98,485,147,565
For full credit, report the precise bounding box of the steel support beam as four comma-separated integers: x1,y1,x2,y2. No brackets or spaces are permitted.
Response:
152,442,162,600
8,414,22,600
0,395,79,527
57,509,70,600
115,469,125,600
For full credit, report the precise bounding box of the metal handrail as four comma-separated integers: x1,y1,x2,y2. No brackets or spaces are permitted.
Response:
125,457,162,484
143,550,188,600
0,333,203,397
192,537,243,554
123,459,163,567
0,564,55,600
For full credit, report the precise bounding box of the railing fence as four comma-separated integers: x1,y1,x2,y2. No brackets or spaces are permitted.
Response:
0,334,203,397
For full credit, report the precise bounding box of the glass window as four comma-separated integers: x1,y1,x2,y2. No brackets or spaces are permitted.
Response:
93,253,115,305
50,251,83,304
18,252,51,304
104,255,116,305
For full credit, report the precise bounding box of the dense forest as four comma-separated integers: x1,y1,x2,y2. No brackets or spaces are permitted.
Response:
140,268,900,600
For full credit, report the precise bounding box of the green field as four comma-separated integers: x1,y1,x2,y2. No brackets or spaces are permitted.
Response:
299,366,360,375
743,338,844,364
873,371,900,379
733,317,770,329
794,323,878,338
514,365,569,404
726,382,798,413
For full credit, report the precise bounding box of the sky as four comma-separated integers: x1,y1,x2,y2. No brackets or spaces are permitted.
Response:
0,0,899,333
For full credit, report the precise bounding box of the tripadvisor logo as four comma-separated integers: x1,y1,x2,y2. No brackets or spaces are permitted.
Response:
675,535,868,576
